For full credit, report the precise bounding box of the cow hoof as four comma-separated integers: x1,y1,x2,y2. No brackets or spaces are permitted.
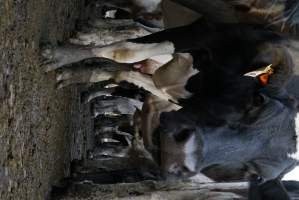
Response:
54,67,92,89
54,63,116,89
41,45,92,72
41,47,63,72
41,48,54,60
56,68,73,82
55,70,75,89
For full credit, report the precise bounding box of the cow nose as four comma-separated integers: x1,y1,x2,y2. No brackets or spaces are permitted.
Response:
250,173,264,184
168,163,182,175
168,163,193,177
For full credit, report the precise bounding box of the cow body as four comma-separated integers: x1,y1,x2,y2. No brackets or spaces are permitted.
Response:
42,2,299,199
43,19,294,106
42,17,297,173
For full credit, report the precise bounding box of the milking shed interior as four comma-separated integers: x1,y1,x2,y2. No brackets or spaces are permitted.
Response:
1,0,299,200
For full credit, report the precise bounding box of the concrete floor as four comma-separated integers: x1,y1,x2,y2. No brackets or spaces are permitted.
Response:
0,0,88,199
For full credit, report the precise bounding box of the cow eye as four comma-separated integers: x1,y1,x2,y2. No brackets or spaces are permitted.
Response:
174,128,194,143
253,94,266,106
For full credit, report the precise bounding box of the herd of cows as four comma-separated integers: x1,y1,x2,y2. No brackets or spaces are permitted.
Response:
42,0,299,199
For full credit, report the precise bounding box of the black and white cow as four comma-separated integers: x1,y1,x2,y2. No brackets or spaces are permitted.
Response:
41,1,299,199
42,18,292,100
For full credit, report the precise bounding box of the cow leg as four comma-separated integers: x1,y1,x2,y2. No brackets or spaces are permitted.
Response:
79,54,171,104
141,95,180,151
152,53,198,100
89,18,162,33
81,87,116,104
54,58,125,88
69,19,152,46
114,70,177,102
55,59,176,102
92,96,142,117
42,41,175,72
42,22,201,71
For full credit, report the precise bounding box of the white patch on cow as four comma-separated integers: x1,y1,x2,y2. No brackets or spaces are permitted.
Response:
189,173,214,183
184,134,197,172
115,71,181,104
92,41,175,63
150,54,173,64
104,10,117,19
288,112,299,160
283,166,299,181
154,53,199,100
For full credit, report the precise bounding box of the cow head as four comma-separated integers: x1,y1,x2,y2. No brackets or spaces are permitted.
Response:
156,92,298,182
157,110,202,178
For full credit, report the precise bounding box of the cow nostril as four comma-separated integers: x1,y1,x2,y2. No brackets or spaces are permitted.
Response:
250,173,264,183
169,163,182,175
256,176,263,183
182,166,190,173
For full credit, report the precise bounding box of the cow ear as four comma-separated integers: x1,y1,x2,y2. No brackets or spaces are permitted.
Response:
173,128,195,143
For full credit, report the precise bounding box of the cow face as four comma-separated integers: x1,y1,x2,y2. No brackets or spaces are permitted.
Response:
158,111,202,179
157,94,298,182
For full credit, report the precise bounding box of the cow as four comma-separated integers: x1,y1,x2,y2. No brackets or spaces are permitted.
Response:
41,10,297,155
41,2,299,199
157,95,299,179
155,94,298,199
42,19,298,177
42,19,293,103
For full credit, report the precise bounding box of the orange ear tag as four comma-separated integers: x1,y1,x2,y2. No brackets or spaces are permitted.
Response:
258,73,270,86
244,64,274,86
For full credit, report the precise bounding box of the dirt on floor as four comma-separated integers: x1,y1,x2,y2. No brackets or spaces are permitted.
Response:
0,0,90,199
